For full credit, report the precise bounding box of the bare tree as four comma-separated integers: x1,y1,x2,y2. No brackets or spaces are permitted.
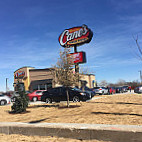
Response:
99,80,108,87
52,48,80,107
79,66,93,75
116,79,126,86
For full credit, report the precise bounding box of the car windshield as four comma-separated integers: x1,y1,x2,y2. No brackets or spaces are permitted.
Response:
36,91,42,93
117,87,121,89
14,92,19,94
102,87,106,89
94,87,100,89
72,88,82,92
123,86,128,88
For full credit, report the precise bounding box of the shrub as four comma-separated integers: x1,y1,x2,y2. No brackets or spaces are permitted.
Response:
11,81,29,113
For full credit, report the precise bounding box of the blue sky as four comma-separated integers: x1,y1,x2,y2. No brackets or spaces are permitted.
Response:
0,0,142,91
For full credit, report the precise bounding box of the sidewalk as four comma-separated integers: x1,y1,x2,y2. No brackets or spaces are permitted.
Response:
0,122,142,142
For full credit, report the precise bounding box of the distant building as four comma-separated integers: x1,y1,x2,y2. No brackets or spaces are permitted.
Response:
14,66,96,91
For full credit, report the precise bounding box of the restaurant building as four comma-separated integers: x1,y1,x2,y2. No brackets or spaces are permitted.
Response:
14,66,96,91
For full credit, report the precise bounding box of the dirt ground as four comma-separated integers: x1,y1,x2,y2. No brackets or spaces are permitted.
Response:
1,93,142,125
0,93,142,142
0,133,111,142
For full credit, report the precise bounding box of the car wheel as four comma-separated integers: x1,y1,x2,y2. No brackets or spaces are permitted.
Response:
102,91,104,95
32,97,37,102
0,100,7,105
46,98,52,104
73,96,80,102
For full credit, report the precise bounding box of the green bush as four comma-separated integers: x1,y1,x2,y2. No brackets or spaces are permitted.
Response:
11,82,29,113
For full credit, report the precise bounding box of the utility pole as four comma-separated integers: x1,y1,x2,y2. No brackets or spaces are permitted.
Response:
6,78,8,92
138,70,142,84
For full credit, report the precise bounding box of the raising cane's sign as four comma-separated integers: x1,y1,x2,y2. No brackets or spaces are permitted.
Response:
15,71,25,79
59,25,93,47
68,52,86,64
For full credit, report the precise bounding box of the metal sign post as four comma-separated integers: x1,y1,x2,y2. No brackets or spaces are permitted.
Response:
74,45,79,73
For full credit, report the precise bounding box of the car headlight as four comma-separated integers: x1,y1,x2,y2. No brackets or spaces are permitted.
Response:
80,93,85,95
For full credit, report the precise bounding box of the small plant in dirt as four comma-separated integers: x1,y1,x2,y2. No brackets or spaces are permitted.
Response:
11,80,29,113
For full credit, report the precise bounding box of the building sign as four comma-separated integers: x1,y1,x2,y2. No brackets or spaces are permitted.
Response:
59,25,93,47
68,52,86,64
14,71,25,79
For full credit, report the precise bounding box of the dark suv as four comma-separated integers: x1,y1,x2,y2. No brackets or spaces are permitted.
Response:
41,86,90,103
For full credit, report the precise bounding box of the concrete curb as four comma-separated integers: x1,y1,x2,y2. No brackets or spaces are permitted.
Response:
0,122,142,142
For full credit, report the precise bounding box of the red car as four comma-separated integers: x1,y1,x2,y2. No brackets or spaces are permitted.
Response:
108,87,116,94
28,90,46,102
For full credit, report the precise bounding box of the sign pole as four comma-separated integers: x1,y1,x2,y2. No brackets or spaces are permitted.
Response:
74,45,79,73
74,45,79,87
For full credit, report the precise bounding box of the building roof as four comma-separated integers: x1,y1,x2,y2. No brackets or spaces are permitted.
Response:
29,68,54,72
14,66,35,73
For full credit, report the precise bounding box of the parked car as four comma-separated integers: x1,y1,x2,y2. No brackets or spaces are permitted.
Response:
0,94,11,105
41,86,90,103
28,90,46,102
108,87,116,94
115,87,123,93
134,86,142,94
122,86,129,91
73,87,92,99
11,91,20,102
92,87,109,95
121,86,128,92
11,91,31,102
80,86,96,98
3,92,13,98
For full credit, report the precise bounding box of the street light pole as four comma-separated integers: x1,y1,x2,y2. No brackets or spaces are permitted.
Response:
138,70,142,84
6,78,8,92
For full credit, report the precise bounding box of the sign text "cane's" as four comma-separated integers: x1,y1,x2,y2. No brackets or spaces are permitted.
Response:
59,25,93,47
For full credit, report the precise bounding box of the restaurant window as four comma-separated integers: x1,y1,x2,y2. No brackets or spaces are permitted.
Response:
46,83,52,89
33,85,38,91
40,85,45,90
32,83,52,91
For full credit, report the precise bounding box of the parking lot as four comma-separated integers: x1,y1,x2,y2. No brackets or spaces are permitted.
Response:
0,91,141,125
27,90,135,105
